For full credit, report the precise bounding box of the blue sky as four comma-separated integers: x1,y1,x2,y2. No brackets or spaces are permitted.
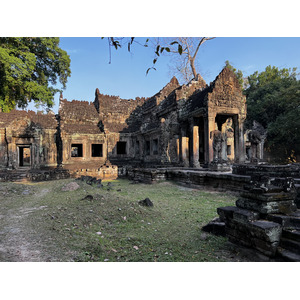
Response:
37,37,300,114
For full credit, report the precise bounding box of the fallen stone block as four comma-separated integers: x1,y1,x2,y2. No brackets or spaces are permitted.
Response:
138,197,153,207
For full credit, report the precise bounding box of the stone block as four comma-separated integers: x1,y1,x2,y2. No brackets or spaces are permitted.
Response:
226,229,252,248
232,208,260,224
236,197,297,214
240,190,296,202
217,206,239,222
280,237,300,253
252,237,279,257
201,218,226,236
250,220,282,243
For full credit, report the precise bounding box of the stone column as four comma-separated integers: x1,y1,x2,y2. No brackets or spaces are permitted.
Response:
233,115,240,163
205,115,215,164
181,137,189,167
180,127,189,167
238,122,245,163
233,115,246,163
221,133,227,161
175,135,180,163
192,124,200,168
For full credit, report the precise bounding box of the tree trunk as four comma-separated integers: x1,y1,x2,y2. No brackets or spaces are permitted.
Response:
190,57,197,79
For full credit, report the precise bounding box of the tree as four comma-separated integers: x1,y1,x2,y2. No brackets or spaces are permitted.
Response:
224,60,245,88
156,37,215,83
245,65,300,162
104,37,215,82
0,37,71,112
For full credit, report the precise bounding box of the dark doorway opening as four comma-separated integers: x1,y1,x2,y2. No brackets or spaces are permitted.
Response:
145,141,150,155
152,139,158,155
19,146,31,167
117,141,127,155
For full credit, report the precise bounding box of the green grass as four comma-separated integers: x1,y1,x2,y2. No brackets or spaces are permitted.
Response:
0,178,247,262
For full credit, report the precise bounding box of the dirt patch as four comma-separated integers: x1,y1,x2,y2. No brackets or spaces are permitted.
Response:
0,179,253,262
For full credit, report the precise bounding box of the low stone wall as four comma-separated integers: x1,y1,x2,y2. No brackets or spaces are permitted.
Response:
68,165,118,180
127,166,251,192
232,163,300,178
28,168,70,181
127,167,168,183
166,170,250,192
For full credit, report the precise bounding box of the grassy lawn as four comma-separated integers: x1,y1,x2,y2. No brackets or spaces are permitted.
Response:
0,178,248,262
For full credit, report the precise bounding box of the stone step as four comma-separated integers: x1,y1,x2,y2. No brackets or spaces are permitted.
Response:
282,229,300,242
280,237,300,253
266,212,300,230
201,218,226,236
276,247,300,262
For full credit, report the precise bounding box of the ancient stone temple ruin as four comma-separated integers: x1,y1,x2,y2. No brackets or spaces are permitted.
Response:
0,67,247,177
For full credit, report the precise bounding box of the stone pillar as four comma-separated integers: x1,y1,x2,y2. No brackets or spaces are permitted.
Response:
180,127,189,167
233,115,246,163
238,122,246,163
221,133,227,161
192,125,200,168
205,115,215,164
181,137,189,167
176,136,180,163
233,115,240,163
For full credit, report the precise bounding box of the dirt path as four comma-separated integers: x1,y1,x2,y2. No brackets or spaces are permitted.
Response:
0,187,49,262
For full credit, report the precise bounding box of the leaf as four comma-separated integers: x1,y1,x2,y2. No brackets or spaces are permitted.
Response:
165,47,170,52
155,45,160,56
146,67,156,75
178,44,183,55
133,246,139,250
153,58,157,65
170,41,178,45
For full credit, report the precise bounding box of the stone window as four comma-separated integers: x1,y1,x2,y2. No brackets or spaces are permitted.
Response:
145,141,150,155
152,139,158,155
136,140,140,155
227,145,232,156
117,141,127,155
71,144,83,157
92,144,103,157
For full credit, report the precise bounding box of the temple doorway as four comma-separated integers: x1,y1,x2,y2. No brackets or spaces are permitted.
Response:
19,146,31,167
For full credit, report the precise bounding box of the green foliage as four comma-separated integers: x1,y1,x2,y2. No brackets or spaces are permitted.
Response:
245,65,300,162
0,37,71,112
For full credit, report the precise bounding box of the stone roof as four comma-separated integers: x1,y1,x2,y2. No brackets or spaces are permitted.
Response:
59,99,102,134
0,110,57,129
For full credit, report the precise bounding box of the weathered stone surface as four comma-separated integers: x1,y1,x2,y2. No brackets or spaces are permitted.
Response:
240,190,296,202
217,206,239,222
236,197,297,214
250,220,282,243
252,237,279,257
280,237,300,253
61,182,80,191
232,208,260,224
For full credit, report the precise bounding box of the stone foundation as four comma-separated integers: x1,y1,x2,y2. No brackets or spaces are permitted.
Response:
127,167,251,192
232,163,300,178
211,176,300,261
68,164,118,180
28,168,70,182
